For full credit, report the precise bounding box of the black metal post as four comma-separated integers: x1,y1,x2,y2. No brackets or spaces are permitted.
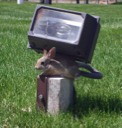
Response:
76,0,80,4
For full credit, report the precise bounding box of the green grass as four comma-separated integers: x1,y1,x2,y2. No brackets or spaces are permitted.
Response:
0,2,122,128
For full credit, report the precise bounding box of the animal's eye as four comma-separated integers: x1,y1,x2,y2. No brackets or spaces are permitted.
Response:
49,61,52,64
41,62,45,65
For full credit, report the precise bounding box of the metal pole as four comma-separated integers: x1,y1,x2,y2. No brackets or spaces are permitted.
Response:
17,0,24,4
76,0,80,4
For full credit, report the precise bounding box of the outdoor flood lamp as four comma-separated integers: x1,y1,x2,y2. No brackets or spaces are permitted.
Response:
28,6,103,112
28,5,100,63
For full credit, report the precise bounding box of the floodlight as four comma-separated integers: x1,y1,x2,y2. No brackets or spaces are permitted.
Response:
28,5,100,63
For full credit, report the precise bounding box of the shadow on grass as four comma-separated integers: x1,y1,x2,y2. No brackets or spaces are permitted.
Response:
73,94,122,117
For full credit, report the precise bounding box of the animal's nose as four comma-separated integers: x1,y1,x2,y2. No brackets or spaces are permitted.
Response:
35,66,39,69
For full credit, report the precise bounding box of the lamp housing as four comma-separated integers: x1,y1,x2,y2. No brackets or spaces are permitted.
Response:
28,5,100,63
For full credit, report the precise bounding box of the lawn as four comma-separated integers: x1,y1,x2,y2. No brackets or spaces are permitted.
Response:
0,1,122,128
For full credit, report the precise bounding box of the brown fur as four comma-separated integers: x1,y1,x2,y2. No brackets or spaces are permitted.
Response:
35,47,80,79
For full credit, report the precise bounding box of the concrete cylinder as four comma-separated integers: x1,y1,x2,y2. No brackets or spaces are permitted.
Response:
47,77,74,114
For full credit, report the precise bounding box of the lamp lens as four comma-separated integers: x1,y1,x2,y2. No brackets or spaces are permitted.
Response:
33,8,84,44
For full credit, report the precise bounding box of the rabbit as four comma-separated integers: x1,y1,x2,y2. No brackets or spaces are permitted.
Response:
35,47,80,80
35,47,103,79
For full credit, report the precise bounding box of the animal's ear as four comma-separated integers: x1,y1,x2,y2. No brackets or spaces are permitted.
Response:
48,47,56,59
43,49,48,56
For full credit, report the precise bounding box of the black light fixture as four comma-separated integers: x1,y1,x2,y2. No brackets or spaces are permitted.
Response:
28,5,100,63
